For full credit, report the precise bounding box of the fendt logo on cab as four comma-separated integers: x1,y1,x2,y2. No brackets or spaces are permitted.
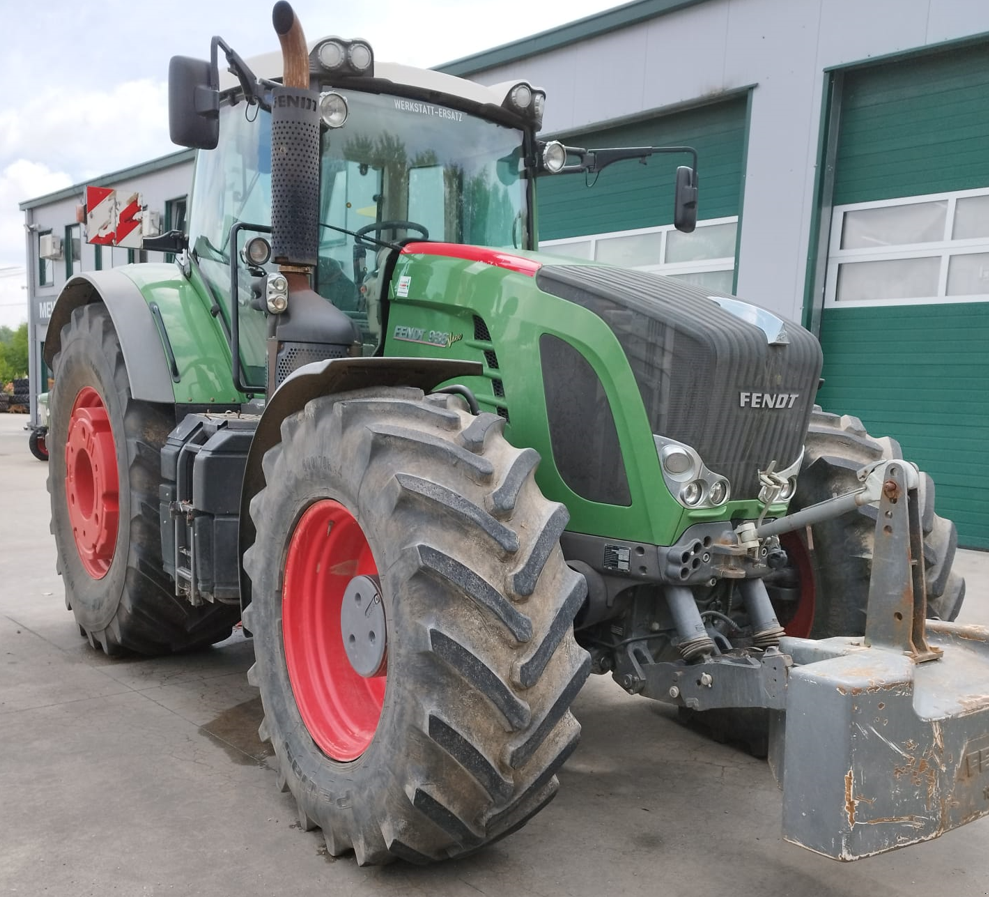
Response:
739,392,799,409
273,93,318,112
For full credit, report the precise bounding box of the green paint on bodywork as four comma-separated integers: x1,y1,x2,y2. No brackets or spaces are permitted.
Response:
117,263,247,405
385,250,789,545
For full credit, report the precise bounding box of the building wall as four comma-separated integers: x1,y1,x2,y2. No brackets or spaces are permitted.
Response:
460,0,989,322
21,155,193,422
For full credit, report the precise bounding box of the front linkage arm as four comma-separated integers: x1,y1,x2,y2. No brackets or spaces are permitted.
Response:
628,460,989,859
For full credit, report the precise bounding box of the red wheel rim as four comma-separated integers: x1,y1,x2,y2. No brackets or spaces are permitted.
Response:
283,499,386,761
780,532,815,638
65,387,119,579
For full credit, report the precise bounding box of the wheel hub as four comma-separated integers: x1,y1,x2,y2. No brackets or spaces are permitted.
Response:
282,500,386,762
65,387,119,579
340,575,387,678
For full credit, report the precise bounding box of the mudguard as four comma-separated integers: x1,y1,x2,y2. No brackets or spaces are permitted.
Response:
237,356,483,611
43,271,176,403
43,266,244,406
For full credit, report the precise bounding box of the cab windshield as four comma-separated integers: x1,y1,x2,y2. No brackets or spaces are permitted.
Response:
188,91,527,385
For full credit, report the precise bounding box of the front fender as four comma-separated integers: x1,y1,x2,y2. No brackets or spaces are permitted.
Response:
237,356,483,612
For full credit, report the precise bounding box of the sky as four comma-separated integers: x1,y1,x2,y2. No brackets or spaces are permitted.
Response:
0,0,625,327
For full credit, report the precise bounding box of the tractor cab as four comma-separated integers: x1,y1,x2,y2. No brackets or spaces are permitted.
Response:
173,40,545,390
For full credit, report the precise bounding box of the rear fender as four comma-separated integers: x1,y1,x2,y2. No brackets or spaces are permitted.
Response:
44,267,244,406
44,272,176,403
237,356,483,612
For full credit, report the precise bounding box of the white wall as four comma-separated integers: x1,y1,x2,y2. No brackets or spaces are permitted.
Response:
468,0,989,321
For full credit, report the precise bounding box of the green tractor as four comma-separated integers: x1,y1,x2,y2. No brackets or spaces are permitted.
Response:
45,1,985,866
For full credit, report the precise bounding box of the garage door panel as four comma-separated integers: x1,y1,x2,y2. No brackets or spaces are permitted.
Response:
537,96,748,240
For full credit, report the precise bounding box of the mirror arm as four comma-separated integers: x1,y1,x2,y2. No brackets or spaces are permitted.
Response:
143,230,189,254
210,36,269,110
575,145,698,177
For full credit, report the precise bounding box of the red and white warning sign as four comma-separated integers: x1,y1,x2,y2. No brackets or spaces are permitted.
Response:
86,186,145,249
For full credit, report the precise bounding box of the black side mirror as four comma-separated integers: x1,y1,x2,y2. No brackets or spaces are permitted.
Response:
674,165,698,233
169,56,220,150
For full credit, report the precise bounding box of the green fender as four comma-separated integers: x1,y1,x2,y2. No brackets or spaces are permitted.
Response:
44,264,245,407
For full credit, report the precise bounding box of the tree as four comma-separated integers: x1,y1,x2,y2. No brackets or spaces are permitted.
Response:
0,323,29,383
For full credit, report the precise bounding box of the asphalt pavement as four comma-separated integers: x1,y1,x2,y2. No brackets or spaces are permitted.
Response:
1,411,987,896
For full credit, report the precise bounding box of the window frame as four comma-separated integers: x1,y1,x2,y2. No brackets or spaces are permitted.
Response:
825,186,989,308
64,223,82,280
165,195,188,264
38,230,54,287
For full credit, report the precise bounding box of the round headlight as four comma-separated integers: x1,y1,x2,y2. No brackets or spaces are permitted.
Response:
681,480,704,507
662,448,693,475
244,236,271,266
320,92,349,129
533,91,546,119
779,476,797,501
541,141,567,174
349,42,372,72
511,83,532,110
709,479,730,506
317,40,346,70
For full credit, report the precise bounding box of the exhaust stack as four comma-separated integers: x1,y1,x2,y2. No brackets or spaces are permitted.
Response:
269,1,319,272
264,1,360,395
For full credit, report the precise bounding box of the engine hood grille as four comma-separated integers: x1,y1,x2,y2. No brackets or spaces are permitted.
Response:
535,265,823,500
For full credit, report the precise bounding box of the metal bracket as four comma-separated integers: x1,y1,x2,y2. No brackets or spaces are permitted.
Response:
864,462,941,662
746,459,921,542
637,650,790,711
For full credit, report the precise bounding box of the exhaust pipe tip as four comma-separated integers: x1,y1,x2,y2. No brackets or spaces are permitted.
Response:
272,0,295,35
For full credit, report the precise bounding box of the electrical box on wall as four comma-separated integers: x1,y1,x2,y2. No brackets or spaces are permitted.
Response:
39,233,63,260
140,209,162,237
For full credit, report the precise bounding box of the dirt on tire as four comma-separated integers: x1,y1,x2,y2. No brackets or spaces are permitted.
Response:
48,303,238,655
244,387,590,865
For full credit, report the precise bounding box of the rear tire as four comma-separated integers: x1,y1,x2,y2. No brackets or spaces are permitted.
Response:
776,409,964,638
243,388,590,865
48,304,238,655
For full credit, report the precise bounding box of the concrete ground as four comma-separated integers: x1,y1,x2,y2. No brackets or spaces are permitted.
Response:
1,411,987,897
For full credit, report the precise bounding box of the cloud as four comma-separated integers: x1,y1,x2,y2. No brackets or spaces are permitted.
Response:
0,80,173,269
0,160,74,269
0,79,171,179
0,271,29,329
0,0,619,279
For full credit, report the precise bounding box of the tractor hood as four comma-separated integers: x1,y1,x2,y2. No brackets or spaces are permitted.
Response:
396,242,823,503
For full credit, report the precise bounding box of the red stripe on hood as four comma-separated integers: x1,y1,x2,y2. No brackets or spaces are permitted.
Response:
401,242,541,276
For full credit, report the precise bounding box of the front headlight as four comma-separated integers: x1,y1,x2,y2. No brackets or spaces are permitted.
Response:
655,435,731,510
681,480,703,506
709,478,730,506
779,476,797,501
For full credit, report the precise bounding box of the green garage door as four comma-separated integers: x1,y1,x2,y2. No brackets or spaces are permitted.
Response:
536,95,749,293
816,42,989,549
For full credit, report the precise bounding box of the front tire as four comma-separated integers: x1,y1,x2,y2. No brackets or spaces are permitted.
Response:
688,409,966,756
243,388,590,865
48,304,238,654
